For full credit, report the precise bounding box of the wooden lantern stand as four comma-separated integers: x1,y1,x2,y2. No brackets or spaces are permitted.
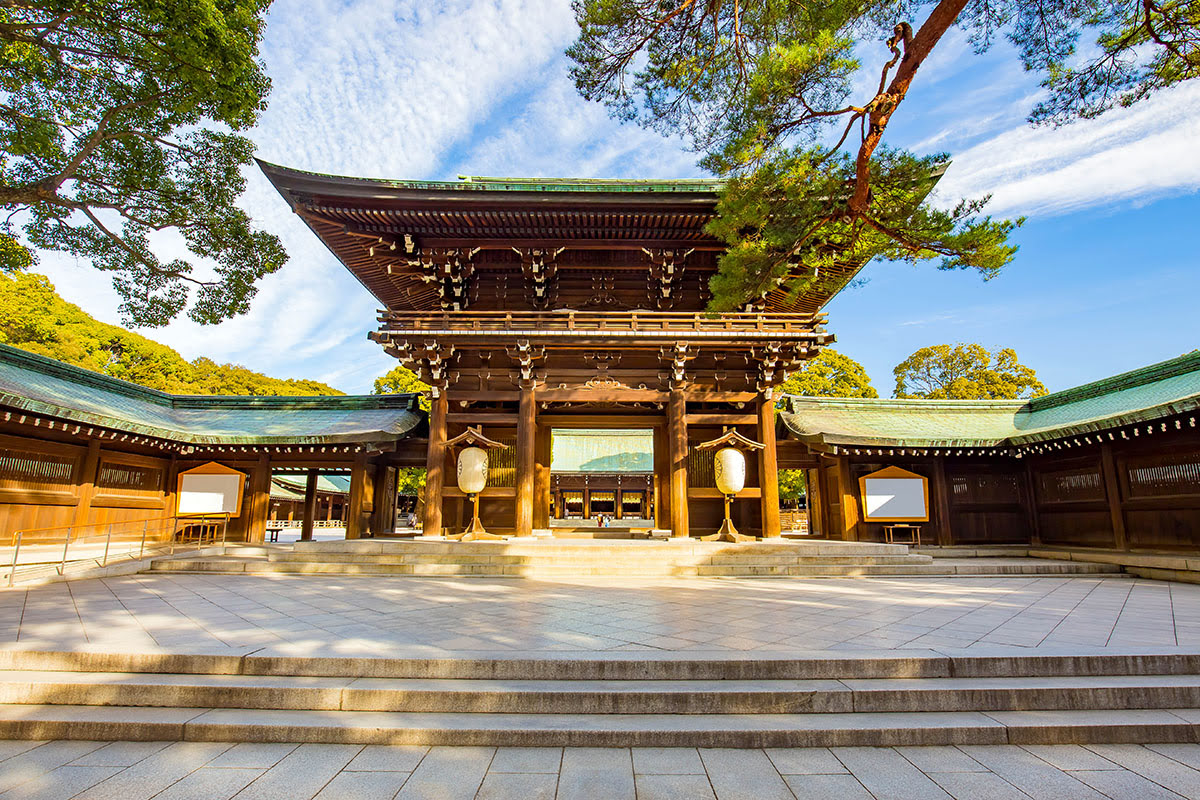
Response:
443,427,510,542
695,429,766,543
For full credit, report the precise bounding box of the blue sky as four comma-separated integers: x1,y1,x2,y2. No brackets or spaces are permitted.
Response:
33,0,1200,395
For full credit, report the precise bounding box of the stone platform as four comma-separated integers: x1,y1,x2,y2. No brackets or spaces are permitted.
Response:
148,538,1124,579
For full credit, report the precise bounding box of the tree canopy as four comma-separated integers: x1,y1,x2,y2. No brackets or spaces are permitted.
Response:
0,0,285,327
777,348,878,398
893,343,1047,399
373,364,431,410
568,0,1199,310
0,271,340,395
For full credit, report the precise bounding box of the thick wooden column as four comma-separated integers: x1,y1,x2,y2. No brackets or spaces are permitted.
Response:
371,464,396,536
668,389,690,537
423,392,449,536
71,439,102,530
836,456,861,541
516,385,536,536
931,458,953,546
346,450,370,540
653,424,669,529
246,452,272,543
301,469,318,541
534,425,552,529
1100,444,1128,550
758,393,781,538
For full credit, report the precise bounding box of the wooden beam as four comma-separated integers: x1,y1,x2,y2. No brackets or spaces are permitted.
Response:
758,394,781,538
301,469,318,542
423,393,448,536
71,439,102,530
1100,444,1128,550
668,389,690,538
515,385,536,536
446,413,517,424
685,414,757,425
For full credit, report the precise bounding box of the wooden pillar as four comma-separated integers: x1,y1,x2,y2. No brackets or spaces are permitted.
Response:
1100,444,1128,550
423,392,448,536
301,469,318,541
758,393,781,538
246,452,271,544
71,439,102,529
653,424,669,529
534,425,552,528
836,456,861,541
346,450,369,540
668,389,690,537
516,385,536,536
371,463,395,536
1023,460,1042,546
931,458,953,546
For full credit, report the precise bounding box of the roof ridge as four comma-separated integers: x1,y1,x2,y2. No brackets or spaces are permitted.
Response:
782,394,1028,411
0,343,175,407
1029,350,1200,411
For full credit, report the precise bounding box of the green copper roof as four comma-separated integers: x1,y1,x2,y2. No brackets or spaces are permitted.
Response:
257,160,724,195
551,429,655,472
271,474,352,499
779,350,1200,450
0,344,423,446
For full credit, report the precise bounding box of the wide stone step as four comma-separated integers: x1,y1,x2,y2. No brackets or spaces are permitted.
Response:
0,704,1193,747
3,672,1199,714
264,552,936,566
291,540,917,557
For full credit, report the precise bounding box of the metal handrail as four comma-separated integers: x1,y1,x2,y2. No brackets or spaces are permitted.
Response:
5,512,230,588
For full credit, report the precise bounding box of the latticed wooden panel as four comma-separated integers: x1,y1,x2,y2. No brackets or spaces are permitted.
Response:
950,472,1022,505
97,461,164,494
1124,451,1200,498
1036,466,1105,503
486,435,517,488
0,447,76,491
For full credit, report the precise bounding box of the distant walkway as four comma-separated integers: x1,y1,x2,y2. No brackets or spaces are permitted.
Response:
0,573,1192,655
4,740,1200,799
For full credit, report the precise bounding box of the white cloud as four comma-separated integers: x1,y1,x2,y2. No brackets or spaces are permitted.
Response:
934,80,1200,216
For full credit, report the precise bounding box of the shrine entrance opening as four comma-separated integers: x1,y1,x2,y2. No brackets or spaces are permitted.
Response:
549,429,656,530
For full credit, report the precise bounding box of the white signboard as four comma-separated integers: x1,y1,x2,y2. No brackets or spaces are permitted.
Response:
862,477,927,521
177,473,242,515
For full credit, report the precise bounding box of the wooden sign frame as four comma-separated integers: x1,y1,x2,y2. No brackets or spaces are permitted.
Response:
176,461,246,517
858,465,930,523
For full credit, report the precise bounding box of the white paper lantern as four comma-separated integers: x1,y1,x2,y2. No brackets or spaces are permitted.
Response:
457,446,489,495
713,446,746,495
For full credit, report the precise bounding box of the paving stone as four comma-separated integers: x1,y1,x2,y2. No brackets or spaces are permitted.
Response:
1147,743,1200,770
634,774,715,800
782,773,874,799
765,747,847,775
896,746,986,773
1084,744,1200,797
394,746,493,800
73,741,231,800
832,747,951,799
206,743,298,769
149,768,264,800
312,770,411,800
68,741,170,767
0,765,121,800
1021,745,1120,771
489,747,561,774
475,772,557,800
345,745,428,773
557,747,634,800
1070,769,1187,799
631,748,705,775
927,771,1031,800
0,741,108,794
699,748,793,800
0,742,43,764
959,745,1109,800
230,744,361,800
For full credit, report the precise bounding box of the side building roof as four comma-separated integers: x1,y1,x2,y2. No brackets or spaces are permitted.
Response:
0,344,424,447
779,350,1200,451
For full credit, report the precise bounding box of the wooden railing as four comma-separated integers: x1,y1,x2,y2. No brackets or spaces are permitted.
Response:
377,310,826,335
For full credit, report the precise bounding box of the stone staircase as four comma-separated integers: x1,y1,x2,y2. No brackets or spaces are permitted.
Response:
146,539,1125,579
0,649,1196,746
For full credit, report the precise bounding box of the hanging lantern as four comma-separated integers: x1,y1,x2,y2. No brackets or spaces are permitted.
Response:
457,446,489,495
713,446,746,496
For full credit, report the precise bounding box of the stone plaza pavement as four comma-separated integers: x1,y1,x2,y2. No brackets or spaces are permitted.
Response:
0,572,1195,654
6,740,1200,800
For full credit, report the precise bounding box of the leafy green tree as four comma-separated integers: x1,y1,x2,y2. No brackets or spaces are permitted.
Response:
0,271,341,395
0,0,285,327
567,0,1198,310
373,364,431,410
777,349,878,398
893,343,1047,399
